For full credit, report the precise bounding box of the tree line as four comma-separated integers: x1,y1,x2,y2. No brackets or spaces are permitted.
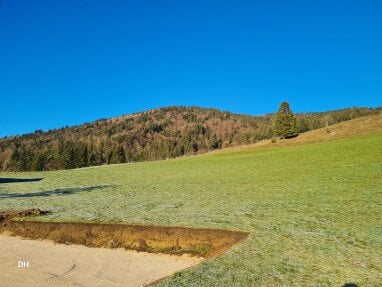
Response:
0,105,380,171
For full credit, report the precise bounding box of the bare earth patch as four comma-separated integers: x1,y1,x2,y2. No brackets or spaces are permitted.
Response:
0,234,201,287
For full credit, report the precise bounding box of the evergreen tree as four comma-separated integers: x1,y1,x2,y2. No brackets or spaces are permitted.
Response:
31,152,45,171
274,102,298,139
79,143,89,167
110,146,126,164
209,134,222,149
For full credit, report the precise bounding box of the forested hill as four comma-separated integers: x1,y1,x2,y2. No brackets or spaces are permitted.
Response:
0,106,380,171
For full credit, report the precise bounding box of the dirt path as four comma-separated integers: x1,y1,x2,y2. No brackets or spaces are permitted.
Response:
0,234,202,287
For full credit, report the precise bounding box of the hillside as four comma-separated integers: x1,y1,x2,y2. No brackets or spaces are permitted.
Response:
0,106,380,171
1,123,381,286
222,111,382,152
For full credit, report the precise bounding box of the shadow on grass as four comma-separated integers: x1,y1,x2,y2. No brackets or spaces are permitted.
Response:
0,178,43,184
342,283,358,287
0,185,112,199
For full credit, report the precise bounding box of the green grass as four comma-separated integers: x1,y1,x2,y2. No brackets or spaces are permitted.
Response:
1,134,381,286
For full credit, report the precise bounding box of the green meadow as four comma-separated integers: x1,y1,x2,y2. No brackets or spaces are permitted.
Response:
1,133,381,286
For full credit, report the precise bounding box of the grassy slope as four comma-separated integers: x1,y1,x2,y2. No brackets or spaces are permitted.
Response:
223,112,382,151
0,117,381,286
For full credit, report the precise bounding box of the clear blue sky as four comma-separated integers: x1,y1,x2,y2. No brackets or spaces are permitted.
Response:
1,0,381,137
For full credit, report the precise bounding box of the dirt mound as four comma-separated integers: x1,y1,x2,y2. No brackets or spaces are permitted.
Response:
0,209,49,223
0,211,248,258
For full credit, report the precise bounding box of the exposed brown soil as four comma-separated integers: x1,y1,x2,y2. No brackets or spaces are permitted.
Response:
0,210,249,259
0,209,50,223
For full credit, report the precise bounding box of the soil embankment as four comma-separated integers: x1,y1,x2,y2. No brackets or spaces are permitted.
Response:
1,210,248,258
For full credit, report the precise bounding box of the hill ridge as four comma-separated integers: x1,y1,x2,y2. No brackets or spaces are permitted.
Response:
0,106,380,171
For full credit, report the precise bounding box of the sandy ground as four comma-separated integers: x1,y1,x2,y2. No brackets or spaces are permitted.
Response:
0,234,202,287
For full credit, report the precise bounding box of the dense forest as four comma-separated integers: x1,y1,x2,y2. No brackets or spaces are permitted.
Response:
0,106,380,171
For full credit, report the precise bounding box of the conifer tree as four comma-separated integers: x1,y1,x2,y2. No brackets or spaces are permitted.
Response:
274,101,298,139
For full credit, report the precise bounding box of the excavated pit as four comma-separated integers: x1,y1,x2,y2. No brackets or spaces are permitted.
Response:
0,209,249,258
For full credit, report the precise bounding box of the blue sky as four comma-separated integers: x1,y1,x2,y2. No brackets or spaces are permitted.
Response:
1,0,381,137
